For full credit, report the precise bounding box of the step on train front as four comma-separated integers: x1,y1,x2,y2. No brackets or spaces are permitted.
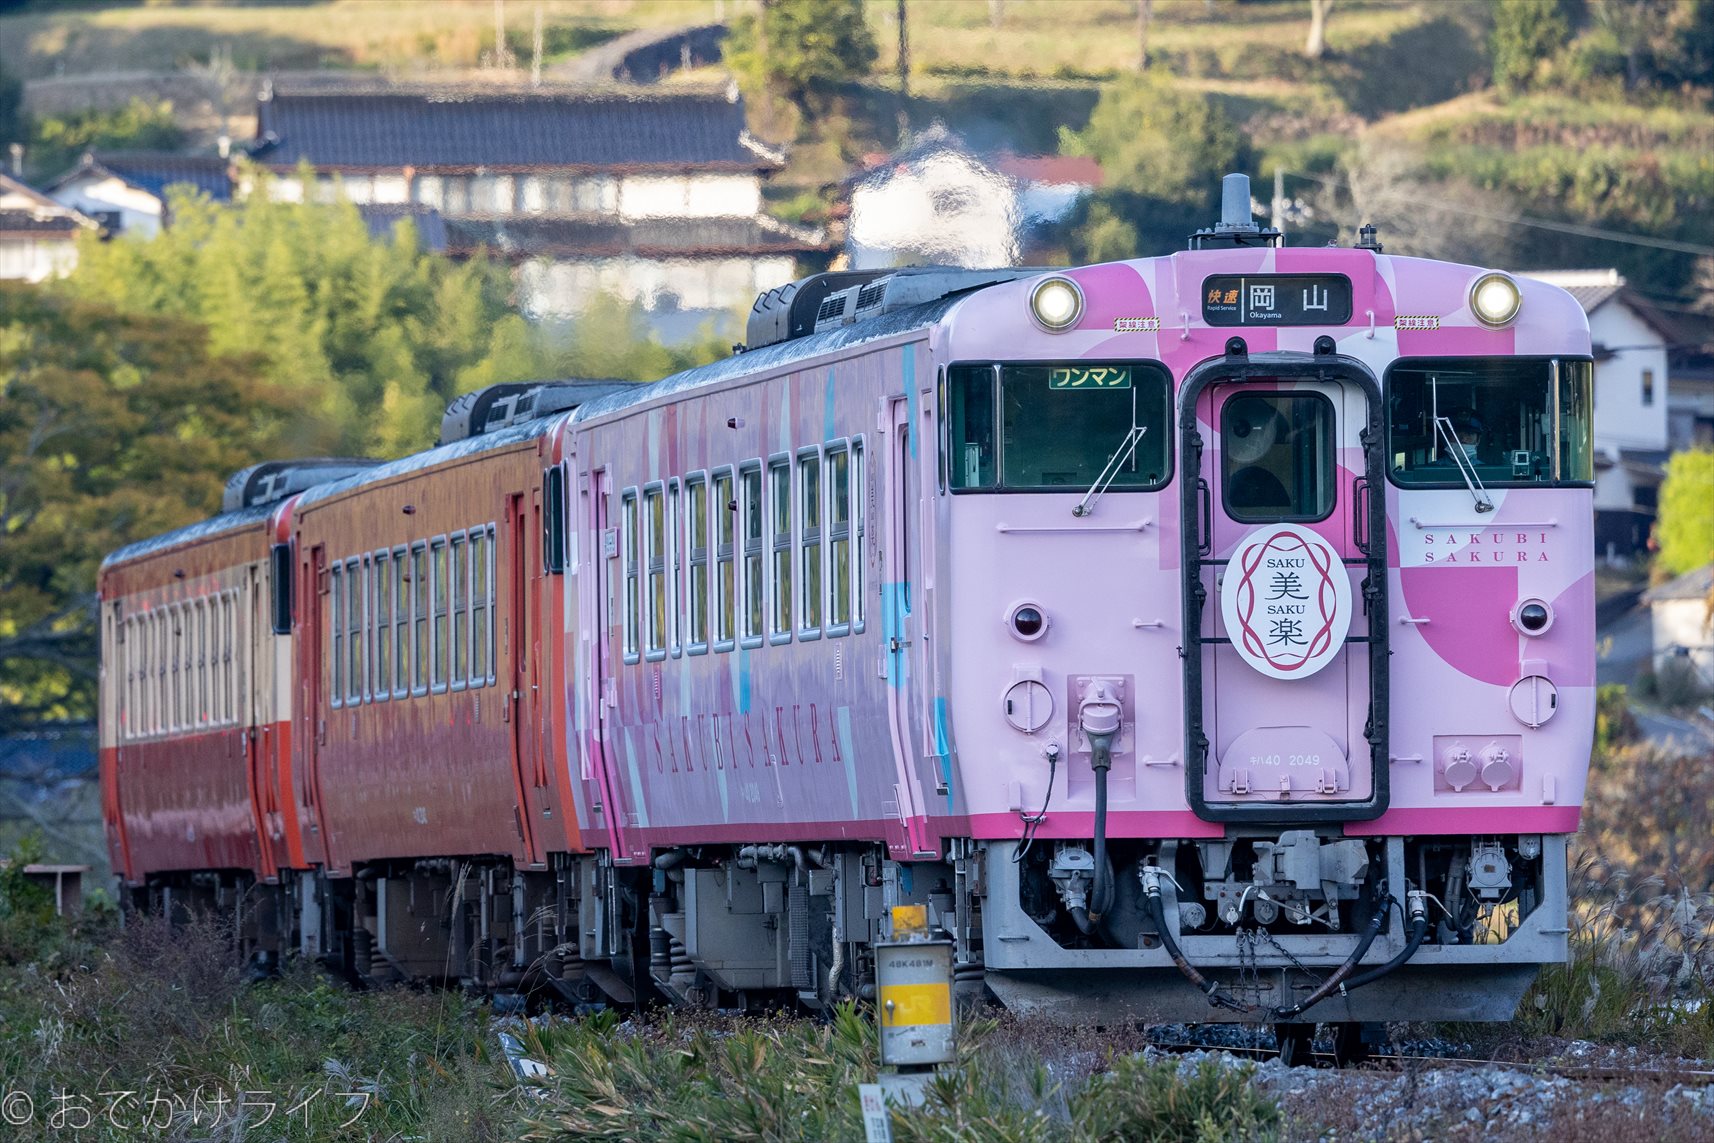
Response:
98,174,1594,1027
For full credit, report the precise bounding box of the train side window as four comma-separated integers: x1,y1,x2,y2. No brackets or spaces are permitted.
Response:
373,551,392,703
270,543,292,634
193,598,207,726
768,457,793,643
543,465,567,574
223,593,236,724
411,542,429,695
471,528,490,685
740,464,764,646
621,490,641,663
391,547,408,697
826,445,851,634
798,449,822,638
430,538,449,691
852,438,867,632
712,468,736,651
667,480,681,657
685,474,709,652
643,485,667,659
155,611,167,733
451,532,469,689
330,566,344,709
348,557,366,704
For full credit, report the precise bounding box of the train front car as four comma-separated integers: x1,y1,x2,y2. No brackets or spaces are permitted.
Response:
940,183,1594,1031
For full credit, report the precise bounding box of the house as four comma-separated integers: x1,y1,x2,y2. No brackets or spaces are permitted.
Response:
1522,269,1681,559
246,83,824,341
47,151,233,239
0,173,97,281
1643,562,1713,692
846,126,1101,271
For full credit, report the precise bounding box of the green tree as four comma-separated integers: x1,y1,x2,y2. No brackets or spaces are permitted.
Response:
727,0,879,115
1061,74,1250,205
0,284,292,734
1656,448,1714,577
59,175,536,457
26,99,183,183
1491,0,1573,92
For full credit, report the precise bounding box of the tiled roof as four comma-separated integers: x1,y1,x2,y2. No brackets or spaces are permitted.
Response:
69,151,233,201
0,211,84,236
357,202,448,252
1522,269,1623,315
253,87,780,172
992,153,1103,187
443,214,827,259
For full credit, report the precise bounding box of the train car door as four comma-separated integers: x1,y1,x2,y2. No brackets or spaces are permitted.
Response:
586,466,637,862
505,493,542,865
299,542,332,866
883,396,933,856
1180,359,1388,822
243,565,280,881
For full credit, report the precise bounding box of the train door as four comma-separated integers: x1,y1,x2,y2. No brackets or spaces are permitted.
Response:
1180,359,1388,822
586,466,637,862
505,493,542,864
299,542,332,865
883,396,933,856
244,566,280,881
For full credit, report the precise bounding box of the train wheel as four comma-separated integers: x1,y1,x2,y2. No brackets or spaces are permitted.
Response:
1331,1021,1377,1067
1274,1022,1316,1066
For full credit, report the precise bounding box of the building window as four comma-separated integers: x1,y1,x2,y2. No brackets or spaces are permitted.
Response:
373,551,391,702
713,468,736,648
799,451,822,636
451,532,468,687
622,490,640,661
1642,368,1655,407
828,445,852,632
769,457,793,641
412,542,430,694
686,475,709,650
740,465,764,643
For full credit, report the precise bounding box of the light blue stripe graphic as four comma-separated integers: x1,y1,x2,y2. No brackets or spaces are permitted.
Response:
902,350,918,458
824,368,837,443
880,581,910,691
836,705,860,817
933,695,954,812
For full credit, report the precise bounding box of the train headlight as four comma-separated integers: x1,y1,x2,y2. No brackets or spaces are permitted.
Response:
1029,277,1083,332
1512,598,1553,636
1007,602,1048,642
1469,272,1522,327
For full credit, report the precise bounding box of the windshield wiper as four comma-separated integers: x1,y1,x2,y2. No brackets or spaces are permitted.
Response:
1073,425,1147,518
1432,415,1495,513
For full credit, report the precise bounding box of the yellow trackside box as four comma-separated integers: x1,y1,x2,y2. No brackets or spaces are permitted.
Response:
875,939,954,1067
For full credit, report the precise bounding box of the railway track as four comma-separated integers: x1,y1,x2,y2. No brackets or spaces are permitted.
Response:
1151,1039,1714,1085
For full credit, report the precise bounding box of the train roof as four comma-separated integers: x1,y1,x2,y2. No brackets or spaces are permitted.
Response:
101,501,278,572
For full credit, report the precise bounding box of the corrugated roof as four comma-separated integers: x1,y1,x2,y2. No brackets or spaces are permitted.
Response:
443,214,826,259
253,87,778,172
1644,563,1714,603
101,501,276,570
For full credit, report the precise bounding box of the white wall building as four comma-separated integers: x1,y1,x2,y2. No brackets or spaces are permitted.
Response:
1644,563,1714,691
0,174,94,281
47,152,234,240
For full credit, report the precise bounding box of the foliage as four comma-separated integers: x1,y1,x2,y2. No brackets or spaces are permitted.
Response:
726,0,878,116
1061,74,1249,206
1072,1054,1277,1142
25,97,183,183
0,910,500,1143
1656,449,1714,577
0,283,291,732
0,58,20,150
1595,683,1639,753
1492,0,1573,93
59,172,543,458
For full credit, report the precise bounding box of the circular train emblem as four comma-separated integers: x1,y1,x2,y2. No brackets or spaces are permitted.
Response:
1219,523,1351,680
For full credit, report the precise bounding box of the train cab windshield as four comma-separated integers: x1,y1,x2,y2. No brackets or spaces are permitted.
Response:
1387,357,1594,487
945,361,1172,492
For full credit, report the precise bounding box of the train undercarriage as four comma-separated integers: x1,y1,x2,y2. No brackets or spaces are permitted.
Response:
131,829,1565,1051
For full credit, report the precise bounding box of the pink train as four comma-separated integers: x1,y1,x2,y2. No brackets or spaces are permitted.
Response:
100,177,1593,1053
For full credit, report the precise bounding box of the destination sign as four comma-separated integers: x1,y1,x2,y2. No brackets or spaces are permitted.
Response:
1048,365,1132,390
1202,274,1353,327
